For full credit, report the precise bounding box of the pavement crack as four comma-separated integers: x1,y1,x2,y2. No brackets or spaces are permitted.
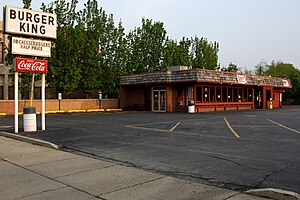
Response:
55,164,115,179
1,158,105,200
208,155,262,171
15,186,68,200
97,176,165,197
223,192,240,200
62,146,141,168
254,163,293,188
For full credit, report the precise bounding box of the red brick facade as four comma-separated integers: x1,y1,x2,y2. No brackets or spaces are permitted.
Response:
120,67,291,113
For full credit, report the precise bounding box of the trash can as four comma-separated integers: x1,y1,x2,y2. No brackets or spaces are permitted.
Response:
188,100,195,113
23,106,37,132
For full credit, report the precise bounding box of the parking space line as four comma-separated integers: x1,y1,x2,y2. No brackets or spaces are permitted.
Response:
223,117,240,139
125,125,169,132
267,119,300,134
0,126,13,128
169,122,181,132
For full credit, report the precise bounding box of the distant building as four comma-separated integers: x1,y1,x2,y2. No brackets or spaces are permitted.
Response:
120,66,292,112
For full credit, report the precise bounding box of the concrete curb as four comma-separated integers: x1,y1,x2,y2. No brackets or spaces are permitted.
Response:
245,188,300,200
0,131,59,150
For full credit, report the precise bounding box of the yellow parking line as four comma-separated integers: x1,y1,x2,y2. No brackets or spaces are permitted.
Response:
126,125,168,132
223,117,240,139
169,122,181,132
1,126,12,128
267,119,300,134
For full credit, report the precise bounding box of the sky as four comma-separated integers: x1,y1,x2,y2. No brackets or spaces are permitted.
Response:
1,0,300,70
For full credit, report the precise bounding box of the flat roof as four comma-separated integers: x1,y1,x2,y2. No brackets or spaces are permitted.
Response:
120,68,292,88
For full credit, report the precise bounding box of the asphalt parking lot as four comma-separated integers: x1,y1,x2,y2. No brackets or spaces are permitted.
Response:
1,106,300,194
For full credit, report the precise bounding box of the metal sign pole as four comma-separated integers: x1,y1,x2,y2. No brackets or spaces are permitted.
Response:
14,72,18,133
41,73,46,130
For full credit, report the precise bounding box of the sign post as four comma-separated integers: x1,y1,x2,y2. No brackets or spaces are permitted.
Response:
14,72,18,133
14,58,48,133
4,5,56,133
42,74,46,130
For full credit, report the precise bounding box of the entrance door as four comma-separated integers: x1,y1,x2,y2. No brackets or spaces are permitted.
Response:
153,90,166,112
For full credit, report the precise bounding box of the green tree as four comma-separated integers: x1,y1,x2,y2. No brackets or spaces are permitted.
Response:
126,18,167,73
255,59,267,75
162,37,191,68
221,62,239,72
98,19,127,96
41,0,82,95
77,0,103,96
191,36,219,70
23,0,32,9
77,0,127,97
264,61,300,104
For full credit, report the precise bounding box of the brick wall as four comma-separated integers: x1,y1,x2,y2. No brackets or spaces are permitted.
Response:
120,85,145,110
0,99,119,115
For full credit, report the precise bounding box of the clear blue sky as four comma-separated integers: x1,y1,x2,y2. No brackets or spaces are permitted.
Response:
1,0,300,70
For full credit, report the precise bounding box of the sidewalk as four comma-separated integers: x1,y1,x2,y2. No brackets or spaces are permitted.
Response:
0,135,273,200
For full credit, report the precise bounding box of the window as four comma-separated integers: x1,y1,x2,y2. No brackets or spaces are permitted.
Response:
210,87,215,102
216,87,221,102
176,87,183,98
222,87,227,102
196,86,202,102
234,88,238,102
243,88,247,102
239,88,243,102
248,88,253,102
204,87,209,102
228,88,233,102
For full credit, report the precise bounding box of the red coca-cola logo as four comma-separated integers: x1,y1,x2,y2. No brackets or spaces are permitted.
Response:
15,58,48,73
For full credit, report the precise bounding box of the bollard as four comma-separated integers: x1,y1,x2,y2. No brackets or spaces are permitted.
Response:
23,106,37,132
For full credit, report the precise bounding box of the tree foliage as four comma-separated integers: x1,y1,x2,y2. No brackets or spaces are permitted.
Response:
263,61,300,104
23,0,32,9
126,18,167,73
37,0,220,98
191,36,219,70
162,37,192,68
221,62,239,72
41,0,81,94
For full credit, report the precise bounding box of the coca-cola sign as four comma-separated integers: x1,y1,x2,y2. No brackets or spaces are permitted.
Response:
15,58,48,73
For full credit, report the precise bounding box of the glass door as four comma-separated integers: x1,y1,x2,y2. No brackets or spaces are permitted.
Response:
152,89,166,112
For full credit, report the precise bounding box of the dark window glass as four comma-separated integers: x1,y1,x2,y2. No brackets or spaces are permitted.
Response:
228,88,233,102
216,87,221,102
248,88,253,102
196,86,202,102
210,87,215,102
234,88,238,102
222,87,227,102
204,87,209,102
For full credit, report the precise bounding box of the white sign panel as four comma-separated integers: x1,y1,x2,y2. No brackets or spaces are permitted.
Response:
237,75,247,84
4,6,57,39
12,37,51,57
282,79,290,87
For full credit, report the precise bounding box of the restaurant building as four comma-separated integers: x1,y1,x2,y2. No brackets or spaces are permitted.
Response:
120,66,292,112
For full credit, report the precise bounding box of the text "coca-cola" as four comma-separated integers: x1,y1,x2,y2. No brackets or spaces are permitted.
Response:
15,58,48,73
